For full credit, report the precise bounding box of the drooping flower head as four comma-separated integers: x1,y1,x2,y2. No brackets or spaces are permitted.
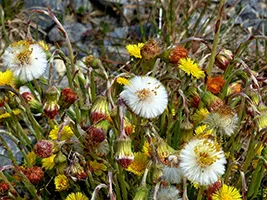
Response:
212,184,242,200
178,58,205,79
179,138,226,185
3,40,48,81
120,76,168,119
126,43,144,58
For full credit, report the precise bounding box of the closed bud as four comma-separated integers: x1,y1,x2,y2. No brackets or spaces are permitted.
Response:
133,185,150,200
90,96,110,124
180,120,194,143
207,180,222,200
202,91,224,111
156,139,175,164
22,92,43,113
215,49,234,71
58,88,77,109
115,136,134,168
0,181,9,194
86,120,110,144
43,86,59,119
68,159,87,181
80,105,91,131
54,151,67,165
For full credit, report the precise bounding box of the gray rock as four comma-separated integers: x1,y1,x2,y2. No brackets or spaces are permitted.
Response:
0,132,36,166
70,0,93,13
48,22,92,42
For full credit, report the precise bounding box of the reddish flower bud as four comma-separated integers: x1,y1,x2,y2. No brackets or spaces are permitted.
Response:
90,96,110,124
115,136,134,168
207,180,222,200
59,88,77,109
215,49,234,71
43,86,60,119
85,120,110,144
34,140,53,158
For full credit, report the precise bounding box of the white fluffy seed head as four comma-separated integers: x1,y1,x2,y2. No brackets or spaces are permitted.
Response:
3,42,48,82
120,76,168,119
179,138,227,186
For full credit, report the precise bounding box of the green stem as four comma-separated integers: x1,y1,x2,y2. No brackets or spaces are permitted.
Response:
117,165,128,200
0,5,10,45
196,186,204,200
206,0,225,76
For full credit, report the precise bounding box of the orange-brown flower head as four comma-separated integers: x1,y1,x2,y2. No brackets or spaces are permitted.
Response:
168,46,188,64
34,140,53,158
23,166,44,184
0,181,9,194
215,49,234,71
59,88,77,109
207,76,225,94
43,86,59,119
140,39,160,60
207,180,222,200
202,91,224,112
90,96,110,124
22,92,43,113
115,136,134,168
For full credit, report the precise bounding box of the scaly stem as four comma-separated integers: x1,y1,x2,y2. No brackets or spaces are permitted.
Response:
196,186,204,200
206,0,225,76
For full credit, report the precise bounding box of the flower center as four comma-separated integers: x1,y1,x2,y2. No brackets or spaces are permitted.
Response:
194,140,220,167
17,49,32,65
221,194,233,200
136,88,152,101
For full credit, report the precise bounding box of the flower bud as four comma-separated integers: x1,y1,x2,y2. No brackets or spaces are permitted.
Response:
180,120,194,143
34,140,53,158
140,39,160,60
43,86,59,119
58,88,77,109
80,105,91,131
156,139,175,164
226,81,242,96
207,180,222,200
68,159,87,181
54,151,67,165
124,117,134,136
90,96,110,124
86,120,110,144
133,185,150,200
202,91,224,111
22,92,43,113
115,136,134,168
215,49,234,71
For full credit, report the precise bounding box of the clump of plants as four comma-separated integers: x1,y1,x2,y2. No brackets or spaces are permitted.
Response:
0,2,266,200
